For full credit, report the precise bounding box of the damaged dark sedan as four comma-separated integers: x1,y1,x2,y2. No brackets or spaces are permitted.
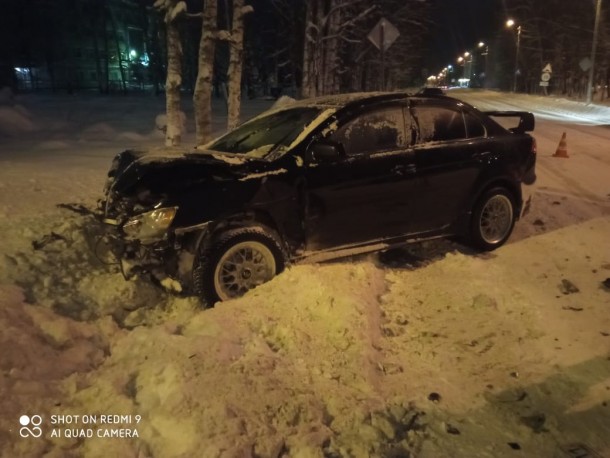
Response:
100,91,536,306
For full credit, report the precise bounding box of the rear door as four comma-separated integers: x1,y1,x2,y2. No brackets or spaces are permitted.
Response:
408,100,491,233
304,103,418,250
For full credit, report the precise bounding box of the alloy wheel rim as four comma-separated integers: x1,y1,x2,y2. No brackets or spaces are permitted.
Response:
214,241,276,300
479,195,513,244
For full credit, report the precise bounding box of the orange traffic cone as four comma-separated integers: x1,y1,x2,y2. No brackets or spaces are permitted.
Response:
553,132,569,158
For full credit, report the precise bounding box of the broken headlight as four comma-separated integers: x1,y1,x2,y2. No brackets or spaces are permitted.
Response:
122,206,178,243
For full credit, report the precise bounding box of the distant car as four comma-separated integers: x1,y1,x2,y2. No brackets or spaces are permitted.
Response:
417,87,446,96
100,91,536,306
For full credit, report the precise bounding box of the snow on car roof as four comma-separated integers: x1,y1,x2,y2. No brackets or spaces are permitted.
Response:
289,91,411,108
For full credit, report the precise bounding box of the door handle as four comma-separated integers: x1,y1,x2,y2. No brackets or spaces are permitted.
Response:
392,164,417,176
473,151,493,161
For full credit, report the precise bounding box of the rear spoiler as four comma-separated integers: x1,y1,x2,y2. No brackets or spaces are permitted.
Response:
484,111,535,133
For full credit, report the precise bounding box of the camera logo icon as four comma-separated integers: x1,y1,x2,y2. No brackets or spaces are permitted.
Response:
19,415,43,438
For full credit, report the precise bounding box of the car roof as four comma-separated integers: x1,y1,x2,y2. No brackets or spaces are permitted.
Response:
297,91,408,107
285,91,466,112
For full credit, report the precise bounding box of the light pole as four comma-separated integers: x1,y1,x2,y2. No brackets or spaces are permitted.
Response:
478,41,489,87
457,53,472,87
586,0,602,104
464,52,471,81
446,64,453,86
506,19,521,92
457,56,465,85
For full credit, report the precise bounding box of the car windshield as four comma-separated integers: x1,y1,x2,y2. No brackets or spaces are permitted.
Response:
207,107,322,158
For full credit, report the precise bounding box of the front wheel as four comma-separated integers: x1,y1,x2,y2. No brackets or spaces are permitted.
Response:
470,187,516,251
193,226,286,306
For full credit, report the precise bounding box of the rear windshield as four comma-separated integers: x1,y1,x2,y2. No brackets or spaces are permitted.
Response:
208,107,322,158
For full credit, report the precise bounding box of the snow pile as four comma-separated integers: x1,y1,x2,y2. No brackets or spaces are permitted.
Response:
0,105,37,137
271,96,296,110
0,87,15,104
155,111,187,137
0,208,180,326
51,263,427,457
1,210,609,457
0,210,430,456
0,284,113,457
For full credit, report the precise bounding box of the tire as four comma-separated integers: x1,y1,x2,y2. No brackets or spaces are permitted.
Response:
192,226,286,306
470,187,516,251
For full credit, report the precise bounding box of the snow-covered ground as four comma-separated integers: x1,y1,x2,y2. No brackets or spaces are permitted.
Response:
1,88,609,458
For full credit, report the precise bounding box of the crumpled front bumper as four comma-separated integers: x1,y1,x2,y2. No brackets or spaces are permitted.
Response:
100,216,172,280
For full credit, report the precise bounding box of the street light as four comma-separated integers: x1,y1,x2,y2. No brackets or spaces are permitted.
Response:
506,19,521,92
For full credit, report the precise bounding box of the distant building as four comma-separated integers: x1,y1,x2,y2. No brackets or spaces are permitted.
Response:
4,0,158,93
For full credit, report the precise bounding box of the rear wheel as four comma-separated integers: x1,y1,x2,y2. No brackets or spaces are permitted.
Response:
470,187,516,251
193,226,286,306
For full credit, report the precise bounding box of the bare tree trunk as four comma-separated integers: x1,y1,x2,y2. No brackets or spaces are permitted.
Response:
227,1,253,130
194,0,218,146
156,0,187,146
103,7,110,94
301,1,314,98
92,12,104,94
165,18,183,146
322,1,340,94
109,7,128,94
313,0,324,97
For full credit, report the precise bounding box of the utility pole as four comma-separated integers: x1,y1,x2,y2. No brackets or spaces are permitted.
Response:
586,0,602,104
512,25,521,92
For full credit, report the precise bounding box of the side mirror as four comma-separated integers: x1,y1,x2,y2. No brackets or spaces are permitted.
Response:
306,141,341,163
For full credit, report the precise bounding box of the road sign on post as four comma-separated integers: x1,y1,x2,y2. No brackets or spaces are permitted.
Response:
540,63,552,92
367,18,400,90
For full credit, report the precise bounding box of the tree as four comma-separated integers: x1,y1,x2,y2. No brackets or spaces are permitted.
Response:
109,5,129,94
302,0,377,97
300,0,429,97
346,0,431,91
226,0,254,130
155,0,186,146
194,0,218,145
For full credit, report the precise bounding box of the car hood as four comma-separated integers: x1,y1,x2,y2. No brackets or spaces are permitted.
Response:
108,148,263,195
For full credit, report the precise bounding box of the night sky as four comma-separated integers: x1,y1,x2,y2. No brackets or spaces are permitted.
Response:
430,0,505,73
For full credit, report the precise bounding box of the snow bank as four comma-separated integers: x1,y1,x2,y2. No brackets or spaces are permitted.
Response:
1,209,609,457
0,105,37,137
454,89,610,126
271,95,296,109
0,283,114,457
155,111,187,136
0,86,14,104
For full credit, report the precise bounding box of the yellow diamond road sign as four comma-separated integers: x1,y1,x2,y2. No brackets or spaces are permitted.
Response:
367,18,400,52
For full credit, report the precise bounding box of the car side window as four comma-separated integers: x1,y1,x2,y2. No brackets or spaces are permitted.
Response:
464,111,486,138
411,105,467,143
331,107,406,156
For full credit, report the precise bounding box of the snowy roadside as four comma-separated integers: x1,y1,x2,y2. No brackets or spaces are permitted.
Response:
1,211,608,457
1,90,609,457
